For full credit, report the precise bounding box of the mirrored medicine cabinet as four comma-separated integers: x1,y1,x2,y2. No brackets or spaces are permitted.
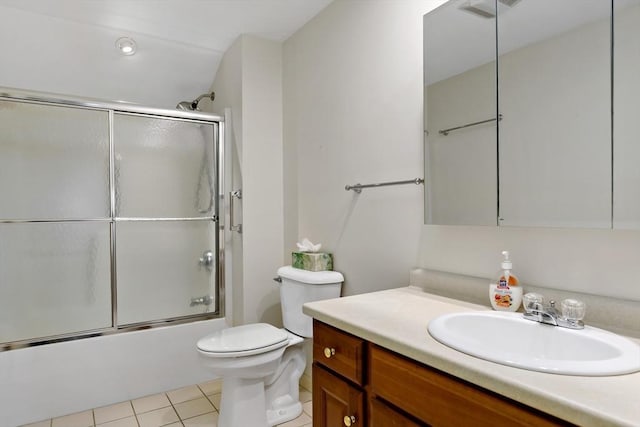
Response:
423,0,640,229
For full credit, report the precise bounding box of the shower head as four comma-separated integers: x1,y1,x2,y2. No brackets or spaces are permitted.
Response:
176,101,194,111
176,92,216,111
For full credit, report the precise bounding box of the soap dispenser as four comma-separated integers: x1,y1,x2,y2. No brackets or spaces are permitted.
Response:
489,251,523,312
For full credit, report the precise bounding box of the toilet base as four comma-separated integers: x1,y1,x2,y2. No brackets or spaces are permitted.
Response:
205,335,306,427
216,378,304,427
267,395,302,426
217,377,267,427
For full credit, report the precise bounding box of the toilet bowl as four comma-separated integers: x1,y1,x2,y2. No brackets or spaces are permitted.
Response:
197,266,343,427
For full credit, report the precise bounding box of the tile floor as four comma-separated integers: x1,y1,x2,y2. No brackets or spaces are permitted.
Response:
21,379,312,427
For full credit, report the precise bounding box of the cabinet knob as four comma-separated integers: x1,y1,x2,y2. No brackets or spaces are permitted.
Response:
323,347,336,358
343,415,357,426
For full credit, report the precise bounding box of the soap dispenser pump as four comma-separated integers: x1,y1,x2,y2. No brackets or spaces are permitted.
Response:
489,251,523,312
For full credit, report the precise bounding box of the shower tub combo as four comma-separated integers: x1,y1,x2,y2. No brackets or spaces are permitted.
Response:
0,88,226,426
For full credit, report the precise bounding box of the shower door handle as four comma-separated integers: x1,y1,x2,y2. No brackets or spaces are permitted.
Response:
229,189,242,234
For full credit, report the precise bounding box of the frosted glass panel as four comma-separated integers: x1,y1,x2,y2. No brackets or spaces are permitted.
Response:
114,114,216,218
0,222,112,343
0,100,110,219
116,220,216,325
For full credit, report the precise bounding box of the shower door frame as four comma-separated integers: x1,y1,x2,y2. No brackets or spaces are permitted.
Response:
0,87,225,351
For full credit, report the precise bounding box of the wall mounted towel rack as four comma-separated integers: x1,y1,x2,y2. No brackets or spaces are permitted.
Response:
439,113,503,136
345,178,424,193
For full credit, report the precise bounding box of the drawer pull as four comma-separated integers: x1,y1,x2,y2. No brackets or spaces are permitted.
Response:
323,347,336,358
343,415,357,426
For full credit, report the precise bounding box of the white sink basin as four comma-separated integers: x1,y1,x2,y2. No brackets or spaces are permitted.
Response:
428,311,640,376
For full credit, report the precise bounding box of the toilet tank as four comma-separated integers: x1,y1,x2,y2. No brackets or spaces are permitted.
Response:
277,266,344,338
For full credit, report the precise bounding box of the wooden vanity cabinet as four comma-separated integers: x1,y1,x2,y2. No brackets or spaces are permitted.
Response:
312,320,575,427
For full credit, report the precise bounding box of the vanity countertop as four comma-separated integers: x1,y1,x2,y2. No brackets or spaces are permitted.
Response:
303,286,640,427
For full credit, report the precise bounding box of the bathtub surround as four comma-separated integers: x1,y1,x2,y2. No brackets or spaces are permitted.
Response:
1,318,226,427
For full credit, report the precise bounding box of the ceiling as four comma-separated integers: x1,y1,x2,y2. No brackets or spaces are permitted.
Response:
0,0,333,109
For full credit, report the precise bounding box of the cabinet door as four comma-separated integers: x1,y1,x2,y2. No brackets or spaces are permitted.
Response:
313,363,364,427
370,398,426,427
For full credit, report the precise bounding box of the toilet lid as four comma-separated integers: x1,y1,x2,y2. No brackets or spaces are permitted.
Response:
197,323,289,356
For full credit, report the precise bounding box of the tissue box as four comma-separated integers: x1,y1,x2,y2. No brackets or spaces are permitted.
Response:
292,252,333,271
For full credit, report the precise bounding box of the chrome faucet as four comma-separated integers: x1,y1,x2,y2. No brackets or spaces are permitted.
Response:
522,293,585,330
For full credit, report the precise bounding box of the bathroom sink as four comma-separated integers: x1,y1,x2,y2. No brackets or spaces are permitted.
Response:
428,311,640,376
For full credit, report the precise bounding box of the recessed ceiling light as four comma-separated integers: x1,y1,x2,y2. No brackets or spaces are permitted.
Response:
116,37,137,56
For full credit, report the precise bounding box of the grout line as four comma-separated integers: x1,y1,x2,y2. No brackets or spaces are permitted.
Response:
128,401,141,427
165,392,183,424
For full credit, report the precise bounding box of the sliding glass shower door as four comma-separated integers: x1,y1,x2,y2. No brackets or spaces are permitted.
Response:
113,113,218,325
0,94,223,349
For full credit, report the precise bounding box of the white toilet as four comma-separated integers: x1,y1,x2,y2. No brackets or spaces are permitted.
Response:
197,266,344,427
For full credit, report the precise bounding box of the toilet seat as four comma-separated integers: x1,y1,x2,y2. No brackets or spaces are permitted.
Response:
197,323,290,357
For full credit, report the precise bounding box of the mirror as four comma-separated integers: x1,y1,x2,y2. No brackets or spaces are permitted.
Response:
497,0,611,228
613,0,640,229
424,0,497,226
423,0,637,228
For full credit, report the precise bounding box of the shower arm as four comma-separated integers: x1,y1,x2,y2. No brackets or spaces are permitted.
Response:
190,92,216,110
176,92,216,111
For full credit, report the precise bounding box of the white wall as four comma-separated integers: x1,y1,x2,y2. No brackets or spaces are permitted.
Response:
283,0,445,296
210,35,285,326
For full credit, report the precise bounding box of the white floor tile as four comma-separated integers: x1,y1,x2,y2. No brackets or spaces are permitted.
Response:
94,402,135,424
182,411,219,427
277,412,312,427
132,394,172,414
25,380,310,427
174,397,215,420
206,393,221,411
167,385,204,405
302,400,312,416
137,406,179,427
197,379,223,396
299,388,312,404
96,416,139,427
52,410,94,427
21,421,51,427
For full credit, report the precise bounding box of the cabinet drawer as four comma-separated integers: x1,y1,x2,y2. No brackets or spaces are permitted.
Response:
313,320,365,385
369,398,425,427
369,345,574,427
